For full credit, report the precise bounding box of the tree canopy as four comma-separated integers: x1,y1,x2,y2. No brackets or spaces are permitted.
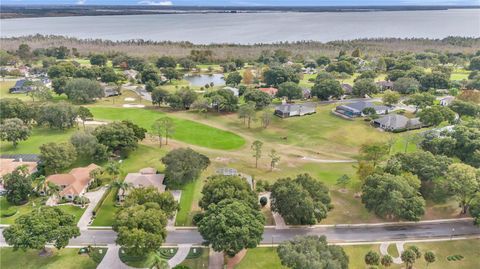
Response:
277,235,349,269
161,148,210,187
199,175,257,210
3,166,33,205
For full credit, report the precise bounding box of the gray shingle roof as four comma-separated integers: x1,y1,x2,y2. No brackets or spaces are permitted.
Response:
338,101,388,113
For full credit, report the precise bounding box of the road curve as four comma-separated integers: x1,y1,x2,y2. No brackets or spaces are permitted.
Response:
1,219,478,247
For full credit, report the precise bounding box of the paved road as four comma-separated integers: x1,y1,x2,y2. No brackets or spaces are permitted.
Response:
1,220,477,247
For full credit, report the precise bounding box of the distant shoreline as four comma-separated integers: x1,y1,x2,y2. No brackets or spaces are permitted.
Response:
1,5,479,19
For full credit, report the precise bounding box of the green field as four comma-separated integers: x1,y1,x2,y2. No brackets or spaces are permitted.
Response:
175,180,200,226
235,248,287,269
89,107,245,150
451,69,470,81
0,247,105,269
0,127,76,154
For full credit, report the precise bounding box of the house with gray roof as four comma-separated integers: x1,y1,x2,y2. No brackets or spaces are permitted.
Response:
335,101,388,118
274,103,317,118
373,114,423,132
9,79,33,94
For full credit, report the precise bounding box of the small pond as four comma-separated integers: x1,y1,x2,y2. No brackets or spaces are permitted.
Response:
184,73,225,87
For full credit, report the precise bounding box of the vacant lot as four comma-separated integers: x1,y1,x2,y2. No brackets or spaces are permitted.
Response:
89,107,246,150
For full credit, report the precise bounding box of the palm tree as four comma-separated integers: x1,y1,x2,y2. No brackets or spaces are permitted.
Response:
104,161,120,181
150,256,169,269
35,175,48,195
111,180,132,198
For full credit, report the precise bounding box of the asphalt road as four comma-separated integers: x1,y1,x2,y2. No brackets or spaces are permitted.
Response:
1,220,478,247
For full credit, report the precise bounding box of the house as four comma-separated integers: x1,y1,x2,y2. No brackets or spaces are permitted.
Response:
302,88,311,99
275,103,317,118
341,83,353,95
102,84,120,97
223,86,240,97
376,81,394,91
372,114,423,132
440,96,455,106
301,67,317,75
9,79,33,94
259,87,278,96
0,155,38,194
123,69,138,80
118,168,166,201
335,101,388,118
216,167,238,176
46,163,100,201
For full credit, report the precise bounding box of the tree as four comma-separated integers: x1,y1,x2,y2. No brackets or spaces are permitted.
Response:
70,131,98,157
261,109,273,128
178,58,196,70
263,67,299,86
156,56,177,68
121,120,147,141
326,61,355,75
93,122,140,154
39,142,77,173
359,142,389,167
469,56,480,70
365,250,380,266
2,206,80,253
64,78,104,104
0,118,30,148
167,88,198,110
225,71,242,86
104,161,121,181
161,148,210,187
243,69,254,84
420,72,450,90
382,90,400,106
276,81,302,101
243,89,272,109
197,199,264,257
113,204,168,256
3,166,33,205
361,173,425,221
424,251,436,268
26,81,52,103
151,119,165,147
191,96,211,118
311,78,344,100
277,235,348,269
111,179,132,198
418,106,456,126
336,174,351,189
151,88,170,106
271,174,331,225
89,54,108,66
381,255,393,268
124,187,178,218
444,163,479,214
205,88,238,112
393,77,420,94
34,102,78,130
251,140,263,168
77,106,93,130
450,100,480,117
356,161,375,182
269,149,280,171
238,102,256,128
401,246,421,269
199,175,257,210
17,43,31,61
470,195,480,225
0,98,31,123
163,67,180,82
405,92,436,112
153,117,175,145
352,79,378,97
51,77,68,95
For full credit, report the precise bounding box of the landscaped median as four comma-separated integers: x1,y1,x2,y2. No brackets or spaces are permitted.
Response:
89,107,246,150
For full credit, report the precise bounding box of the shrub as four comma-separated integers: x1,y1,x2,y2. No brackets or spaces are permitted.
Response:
1,208,17,218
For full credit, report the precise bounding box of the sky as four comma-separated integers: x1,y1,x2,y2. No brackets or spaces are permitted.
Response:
2,0,479,6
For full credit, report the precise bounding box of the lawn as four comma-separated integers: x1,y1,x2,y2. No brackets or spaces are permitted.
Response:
175,180,197,226
343,239,480,269
0,127,76,154
235,248,287,269
180,247,209,269
0,247,104,269
235,239,480,269
0,80,30,101
88,107,245,150
0,196,86,224
451,69,470,81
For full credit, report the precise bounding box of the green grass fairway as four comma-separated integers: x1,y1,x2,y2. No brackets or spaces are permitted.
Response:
89,107,245,150
0,127,76,154
0,247,103,269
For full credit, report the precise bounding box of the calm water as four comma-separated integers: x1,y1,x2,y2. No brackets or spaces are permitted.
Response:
1,9,479,44
184,74,225,87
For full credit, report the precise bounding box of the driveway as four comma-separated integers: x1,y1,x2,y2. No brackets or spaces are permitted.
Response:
77,187,107,231
208,251,224,269
168,244,191,268
97,244,138,269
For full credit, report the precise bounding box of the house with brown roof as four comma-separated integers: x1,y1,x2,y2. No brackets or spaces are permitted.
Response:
0,156,38,194
259,87,278,96
46,163,100,201
118,168,166,201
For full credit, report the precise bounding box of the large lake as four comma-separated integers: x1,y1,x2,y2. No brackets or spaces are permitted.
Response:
1,9,479,44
